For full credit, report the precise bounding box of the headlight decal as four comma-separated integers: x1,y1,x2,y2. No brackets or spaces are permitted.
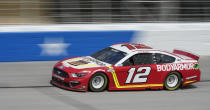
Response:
71,73,88,77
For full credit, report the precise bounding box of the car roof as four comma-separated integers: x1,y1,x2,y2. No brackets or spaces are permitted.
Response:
110,43,155,53
110,43,186,60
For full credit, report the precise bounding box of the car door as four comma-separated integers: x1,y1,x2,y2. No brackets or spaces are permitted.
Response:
112,53,162,89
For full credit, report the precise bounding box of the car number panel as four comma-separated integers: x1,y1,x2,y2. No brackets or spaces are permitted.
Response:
112,64,162,90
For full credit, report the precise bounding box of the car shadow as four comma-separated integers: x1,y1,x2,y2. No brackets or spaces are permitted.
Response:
108,85,198,93
50,80,197,93
180,84,197,90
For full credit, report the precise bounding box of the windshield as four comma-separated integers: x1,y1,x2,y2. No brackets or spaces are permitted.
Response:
91,47,127,65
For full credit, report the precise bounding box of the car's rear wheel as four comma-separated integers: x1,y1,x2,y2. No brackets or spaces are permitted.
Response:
89,73,108,92
164,72,181,91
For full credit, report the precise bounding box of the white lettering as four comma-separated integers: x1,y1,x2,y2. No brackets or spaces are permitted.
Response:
157,65,162,71
157,63,195,71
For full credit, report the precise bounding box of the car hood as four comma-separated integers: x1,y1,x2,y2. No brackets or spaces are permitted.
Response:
61,56,110,69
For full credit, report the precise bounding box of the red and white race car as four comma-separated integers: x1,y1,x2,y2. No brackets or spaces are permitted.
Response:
51,43,200,92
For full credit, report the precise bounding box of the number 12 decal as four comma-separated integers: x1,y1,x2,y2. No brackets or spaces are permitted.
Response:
125,67,151,83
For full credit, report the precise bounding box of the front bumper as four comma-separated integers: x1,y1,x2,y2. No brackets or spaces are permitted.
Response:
51,73,89,91
51,81,87,91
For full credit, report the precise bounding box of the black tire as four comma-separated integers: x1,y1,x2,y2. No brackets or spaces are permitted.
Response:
164,72,182,91
89,73,108,92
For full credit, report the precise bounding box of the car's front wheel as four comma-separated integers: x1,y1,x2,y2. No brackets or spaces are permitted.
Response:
89,73,108,92
164,72,182,91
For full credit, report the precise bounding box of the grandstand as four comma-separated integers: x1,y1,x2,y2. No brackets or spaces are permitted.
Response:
0,0,210,24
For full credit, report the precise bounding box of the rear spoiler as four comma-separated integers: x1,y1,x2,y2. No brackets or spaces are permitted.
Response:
173,49,199,60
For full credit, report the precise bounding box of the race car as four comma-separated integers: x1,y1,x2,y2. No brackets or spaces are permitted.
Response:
51,43,200,92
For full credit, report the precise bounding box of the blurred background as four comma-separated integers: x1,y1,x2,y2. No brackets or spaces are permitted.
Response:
0,1,210,110
1,0,210,24
0,0,210,61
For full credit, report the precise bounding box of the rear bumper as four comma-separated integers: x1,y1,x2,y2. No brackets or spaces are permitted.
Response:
182,71,201,86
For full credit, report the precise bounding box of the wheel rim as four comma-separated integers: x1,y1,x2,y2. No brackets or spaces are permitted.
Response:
166,74,179,88
91,76,105,89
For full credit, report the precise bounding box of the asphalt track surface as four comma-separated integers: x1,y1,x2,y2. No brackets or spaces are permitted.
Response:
0,56,210,110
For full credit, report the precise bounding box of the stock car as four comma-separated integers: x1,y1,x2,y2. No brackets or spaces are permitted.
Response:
51,43,200,92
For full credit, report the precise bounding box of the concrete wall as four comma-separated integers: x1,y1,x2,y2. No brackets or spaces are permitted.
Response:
0,31,134,62
0,23,209,62
132,23,210,55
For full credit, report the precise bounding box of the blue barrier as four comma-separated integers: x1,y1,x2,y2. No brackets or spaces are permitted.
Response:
0,31,136,62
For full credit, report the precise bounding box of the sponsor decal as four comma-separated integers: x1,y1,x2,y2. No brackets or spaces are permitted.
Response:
68,60,89,66
156,63,195,72
85,57,106,67
62,58,83,67
194,63,199,69
77,64,98,68
186,75,197,80
62,57,106,68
